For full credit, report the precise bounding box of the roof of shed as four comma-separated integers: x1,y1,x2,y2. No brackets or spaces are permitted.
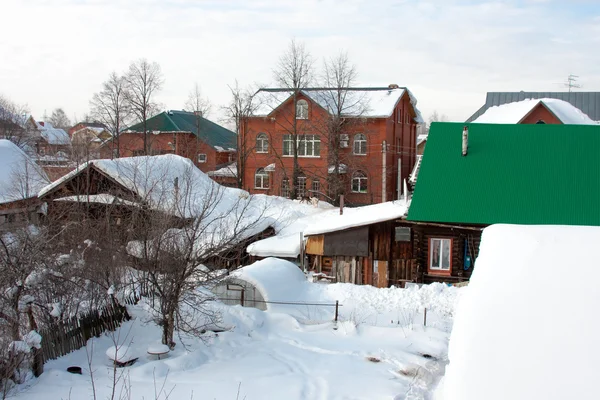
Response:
407,122,600,226
126,110,237,150
467,92,600,122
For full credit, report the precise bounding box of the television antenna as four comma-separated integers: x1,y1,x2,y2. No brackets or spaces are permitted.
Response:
563,74,581,92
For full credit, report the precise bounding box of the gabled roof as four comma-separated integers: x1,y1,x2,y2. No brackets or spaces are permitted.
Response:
38,122,71,145
125,110,237,151
407,123,600,226
467,92,600,122
252,87,424,122
472,98,597,125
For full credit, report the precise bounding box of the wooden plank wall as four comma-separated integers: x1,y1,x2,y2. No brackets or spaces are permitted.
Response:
305,235,325,255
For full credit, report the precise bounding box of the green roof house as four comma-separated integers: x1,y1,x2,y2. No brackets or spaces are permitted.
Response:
397,122,600,284
100,110,237,183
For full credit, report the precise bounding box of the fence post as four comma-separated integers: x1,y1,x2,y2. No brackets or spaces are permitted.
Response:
334,300,339,322
423,307,427,327
240,288,245,307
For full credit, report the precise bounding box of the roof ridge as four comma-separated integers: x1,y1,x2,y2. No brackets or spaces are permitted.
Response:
162,111,181,131
258,87,407,92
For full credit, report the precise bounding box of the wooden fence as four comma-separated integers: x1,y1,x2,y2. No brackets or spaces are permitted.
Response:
39,300,131,363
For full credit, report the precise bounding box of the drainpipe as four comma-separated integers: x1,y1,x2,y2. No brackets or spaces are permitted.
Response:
382,140,387,202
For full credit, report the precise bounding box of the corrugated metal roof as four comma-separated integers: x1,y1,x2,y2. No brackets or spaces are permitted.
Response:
407,122,600,226
467,92,600,122
126,111,237,150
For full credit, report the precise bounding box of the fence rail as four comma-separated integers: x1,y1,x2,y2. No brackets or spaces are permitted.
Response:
39,300,131,363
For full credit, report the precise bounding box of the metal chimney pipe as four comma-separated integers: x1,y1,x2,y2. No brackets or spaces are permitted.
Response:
462,126,469,156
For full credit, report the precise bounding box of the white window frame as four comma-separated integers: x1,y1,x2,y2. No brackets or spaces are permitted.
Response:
353,133,367,155
281,178,290,198
297,176,307,198
429,238,452,273
254,168,269,189
296,99,309,120
351,171,368,193
283,134,321,157
311,179,320,195
197,153,207,163
256,132,269,153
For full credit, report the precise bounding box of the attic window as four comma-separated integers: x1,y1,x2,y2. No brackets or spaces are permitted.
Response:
197,153,207,163
296,99,308,120
536,119,546,124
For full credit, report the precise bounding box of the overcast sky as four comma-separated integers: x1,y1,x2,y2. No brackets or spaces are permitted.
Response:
2,0,599,126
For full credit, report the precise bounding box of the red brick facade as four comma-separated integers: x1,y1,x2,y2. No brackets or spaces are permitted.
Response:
241,91,419,205
99,132,234,174
519,103,563,124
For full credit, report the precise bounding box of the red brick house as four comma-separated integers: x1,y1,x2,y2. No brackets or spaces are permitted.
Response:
467,96,599,125
240,85,423,205
99,110,237,175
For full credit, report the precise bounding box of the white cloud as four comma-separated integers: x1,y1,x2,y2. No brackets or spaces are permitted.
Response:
1,0,598,124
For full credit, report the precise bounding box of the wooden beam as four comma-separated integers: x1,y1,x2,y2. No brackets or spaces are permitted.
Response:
396,219,485,231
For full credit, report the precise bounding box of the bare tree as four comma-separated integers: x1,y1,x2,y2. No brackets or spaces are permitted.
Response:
273,39,314,199
427,110,448,133
0,95,36,150
90,72,131,158
184,83,211,118
124,59,164,155
223,81,260,189
48,108,71,131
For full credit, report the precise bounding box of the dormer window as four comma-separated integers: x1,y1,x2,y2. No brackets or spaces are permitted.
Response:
296,99,308,120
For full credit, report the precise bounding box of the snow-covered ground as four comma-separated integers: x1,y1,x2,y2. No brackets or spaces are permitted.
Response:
12,259,461,400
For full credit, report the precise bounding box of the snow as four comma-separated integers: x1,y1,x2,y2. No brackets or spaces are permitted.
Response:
473,98,598,125
247,206,339,258
439,224,600,400
54,194,139,207
38,122,71,145
9,341,31,354
15,259,460,400
304,200,408,236
0,139,49,203
328,163,347,174
207,162,237,178
24,331,42,350
146,344,170,354
106,345,135,363
253,87,424,121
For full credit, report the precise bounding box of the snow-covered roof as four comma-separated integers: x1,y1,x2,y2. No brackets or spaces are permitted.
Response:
417,134,427,146
54,194,139,207
409,154,423,185
253,87,424,122
247,205,337,258
473,98,598,125
304,200,408,236
39,154,249,219
207,162,237,178
0,139,49,204
440,224,600,400
39,122,71,145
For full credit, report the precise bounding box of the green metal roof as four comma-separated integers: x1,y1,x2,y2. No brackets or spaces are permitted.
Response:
126,110,237,150
407,122,600,226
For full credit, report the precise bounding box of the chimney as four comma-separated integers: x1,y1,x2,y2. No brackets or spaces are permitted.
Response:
462,126,469,156
388,83,399,89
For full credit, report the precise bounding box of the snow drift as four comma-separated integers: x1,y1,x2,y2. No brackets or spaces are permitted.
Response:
0,139,49,204
440,224,600,400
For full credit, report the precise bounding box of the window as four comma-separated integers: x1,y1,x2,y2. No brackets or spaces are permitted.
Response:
311,179,320,196
256,133,269,153
536,120,546,124
283,134,321,157
197,153,207,163
353,134,367,155
429,238,452,274
398,109,403,124
298,135,320,157
281,178,290,198
297,176,307,198
254,168,269,189
296,99,308,120
351,171,368,193
283,134,294,156
133,150,144,156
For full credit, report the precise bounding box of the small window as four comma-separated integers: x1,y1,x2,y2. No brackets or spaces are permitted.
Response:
198,153,207,163
398,109,403,124
283,134,294,156
429,238,452,274
281,178,290,198
351,171,368,193
256,133,269,153
536,119,546,124
255,168,269,189
312,179,320,196
297,176,307,198
353,134,367,155
296,99,309,120
133,150,145,156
